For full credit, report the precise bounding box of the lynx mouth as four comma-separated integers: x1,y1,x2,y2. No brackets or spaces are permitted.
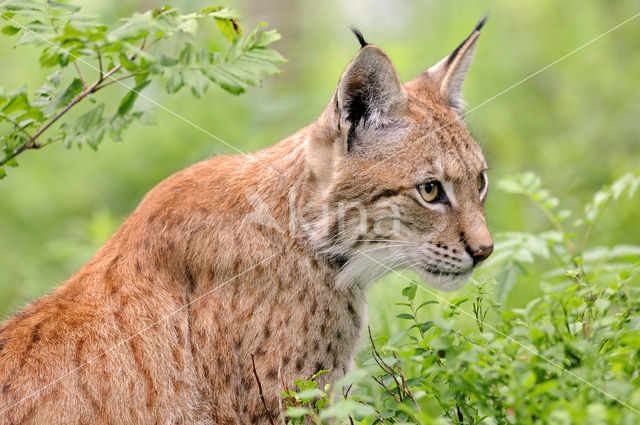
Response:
414,265,474,291
421,267,469,276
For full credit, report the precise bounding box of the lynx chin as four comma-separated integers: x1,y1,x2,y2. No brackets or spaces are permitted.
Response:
0,17,493,425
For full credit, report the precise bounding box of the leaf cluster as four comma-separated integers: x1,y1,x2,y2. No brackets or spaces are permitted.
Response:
0,0,286,178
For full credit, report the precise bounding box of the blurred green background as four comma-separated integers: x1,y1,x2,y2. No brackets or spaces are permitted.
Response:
1,0,639,320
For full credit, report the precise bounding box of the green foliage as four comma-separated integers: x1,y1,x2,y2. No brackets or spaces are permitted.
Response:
285,171,640,424
489,171,640,301
0,0,285,177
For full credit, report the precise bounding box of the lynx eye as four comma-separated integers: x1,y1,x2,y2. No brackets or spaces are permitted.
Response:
418,181,441,203
477,173,486,193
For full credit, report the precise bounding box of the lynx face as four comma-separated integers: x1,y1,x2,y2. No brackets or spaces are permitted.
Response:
306,19,493,290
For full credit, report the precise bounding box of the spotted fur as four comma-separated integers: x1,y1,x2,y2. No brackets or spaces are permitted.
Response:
0,18,492,424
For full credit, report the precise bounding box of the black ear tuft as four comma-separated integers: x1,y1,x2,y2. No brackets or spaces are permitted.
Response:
474,13,489,32
350,27,368,49
446,14,489,67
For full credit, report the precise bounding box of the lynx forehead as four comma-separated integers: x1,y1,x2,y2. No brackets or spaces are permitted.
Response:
0,18,492,424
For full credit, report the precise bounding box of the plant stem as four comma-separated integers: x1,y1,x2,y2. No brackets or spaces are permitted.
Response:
393,352,419,409
94,72,147,90
251,354,276,425
96,44,104,80
0,64,122,167
0,113,34,140
580,197,610,252
525,194,583,277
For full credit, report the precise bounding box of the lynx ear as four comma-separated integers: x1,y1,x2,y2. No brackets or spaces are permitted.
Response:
334,34,406,152
427,15,487,115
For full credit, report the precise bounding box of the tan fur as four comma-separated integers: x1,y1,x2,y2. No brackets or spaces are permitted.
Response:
0,20,492,424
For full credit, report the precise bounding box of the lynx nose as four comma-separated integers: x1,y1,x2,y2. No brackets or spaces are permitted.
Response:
469,245,493,266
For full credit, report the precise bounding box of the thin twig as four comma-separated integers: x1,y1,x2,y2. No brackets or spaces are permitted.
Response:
368,328,393,375
433,393,456,422
96,44,104,81
251,354,276,425
72,63,87,89
368,327,403,399
354,399,394,424
343,383,353,398
0,64,122,167
376,416,390,425
94,72,147,90
0,113,34,139
392,352,419,409
372,375,401,404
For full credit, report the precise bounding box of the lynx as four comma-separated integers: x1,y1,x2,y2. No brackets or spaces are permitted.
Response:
0,17,492,424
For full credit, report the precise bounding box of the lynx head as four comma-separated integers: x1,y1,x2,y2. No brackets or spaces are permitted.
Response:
304,16,493,291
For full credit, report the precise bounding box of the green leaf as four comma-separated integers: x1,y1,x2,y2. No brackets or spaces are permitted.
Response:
402,284,417,300
419,321,435,333
495,261,525,303
215,17,241,42
119,53,138,72
451,297,468,307
134,71,148,86
201,6,241,20
164,69,184,94
1,91,29,114
18,106,44,124
45,0,80,13
583,171,640,225
0,166,5,179
1,24,20,35
47,70,63,87
255,29,281,47
75,103,104,132
318,399,376,419
387,328,410,346
200,27,285,95
0,0,46,12
184,71,209,98
396,313,414,320
107,11,156,42
116,80,150,117
177,17,197,36
45,78,82,114
284,407,310,418
158,54,178,67
294,388,325,402
332,369,368,391
416,300,438,312
202,65,245,95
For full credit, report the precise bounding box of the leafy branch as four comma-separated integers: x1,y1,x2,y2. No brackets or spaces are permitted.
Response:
0,0,286,178
488,170,640,301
